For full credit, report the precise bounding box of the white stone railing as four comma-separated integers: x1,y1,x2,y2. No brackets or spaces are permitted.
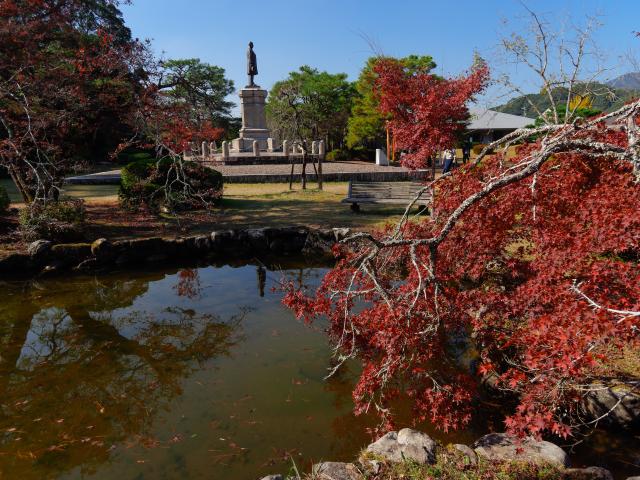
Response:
184,139,326,163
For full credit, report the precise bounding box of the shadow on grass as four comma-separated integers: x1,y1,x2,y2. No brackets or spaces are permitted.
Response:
216,196,411,230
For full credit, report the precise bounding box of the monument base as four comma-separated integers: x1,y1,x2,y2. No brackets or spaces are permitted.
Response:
232,87,271,153
232,137,269,152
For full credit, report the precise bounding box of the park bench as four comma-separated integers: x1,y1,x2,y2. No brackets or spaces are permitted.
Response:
342,181,431,212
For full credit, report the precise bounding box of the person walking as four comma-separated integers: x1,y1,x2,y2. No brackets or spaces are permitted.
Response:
442,148,456,173
462,140,472,163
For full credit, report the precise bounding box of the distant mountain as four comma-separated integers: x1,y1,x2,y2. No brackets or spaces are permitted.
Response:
607,72,640,91
494,81,640,117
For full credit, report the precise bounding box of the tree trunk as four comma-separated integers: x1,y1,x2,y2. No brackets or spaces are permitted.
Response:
301,150,307,190
289,157,294,190
9,166,33,203
318,152,323,190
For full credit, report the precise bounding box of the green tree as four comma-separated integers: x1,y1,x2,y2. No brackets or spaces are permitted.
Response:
266,66,354,149
158,58,235,128
346,55,437,149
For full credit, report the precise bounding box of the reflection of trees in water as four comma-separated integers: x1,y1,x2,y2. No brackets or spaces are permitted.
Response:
0,274,245,480
321,362,375,459
173,268,202,299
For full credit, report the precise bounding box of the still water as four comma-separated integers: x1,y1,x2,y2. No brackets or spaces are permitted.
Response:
1,262,639,479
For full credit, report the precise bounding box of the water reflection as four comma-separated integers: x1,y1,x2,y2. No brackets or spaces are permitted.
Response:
0,273,243,479
0,265,638,480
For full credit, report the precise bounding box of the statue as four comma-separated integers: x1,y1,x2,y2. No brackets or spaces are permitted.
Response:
247,41,258,87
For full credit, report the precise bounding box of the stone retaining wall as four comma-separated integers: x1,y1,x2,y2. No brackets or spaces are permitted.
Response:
221,169,429,184
0,226,349,279
64,169,429,185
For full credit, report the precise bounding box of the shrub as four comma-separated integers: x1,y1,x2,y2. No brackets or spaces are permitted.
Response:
325,148,350,161
119,157,223,211
348,145,374,160
19,197,86,242
116,149,156,165
0,185,10,214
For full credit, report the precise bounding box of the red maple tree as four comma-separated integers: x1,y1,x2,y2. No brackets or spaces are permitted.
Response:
0,0,225,203
0,0,153,202
284,60,640,439
374,58,489,169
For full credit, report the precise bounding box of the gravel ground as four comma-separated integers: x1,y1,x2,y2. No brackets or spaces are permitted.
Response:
214,160,420,175
67,161,422,181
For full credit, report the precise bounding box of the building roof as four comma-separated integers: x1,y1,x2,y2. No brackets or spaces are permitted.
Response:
467,109,535,130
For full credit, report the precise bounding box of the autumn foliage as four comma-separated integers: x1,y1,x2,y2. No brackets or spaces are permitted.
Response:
0,0,147,201
0,0,225,203
374,58,489,169
284,60,640,439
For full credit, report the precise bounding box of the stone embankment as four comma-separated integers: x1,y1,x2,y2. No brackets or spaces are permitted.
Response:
0,226,349,278
260,430,638,480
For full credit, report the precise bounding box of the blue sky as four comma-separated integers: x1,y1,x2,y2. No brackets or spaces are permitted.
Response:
122,0,639,111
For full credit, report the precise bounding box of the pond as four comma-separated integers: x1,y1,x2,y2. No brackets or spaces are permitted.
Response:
1,262,639,479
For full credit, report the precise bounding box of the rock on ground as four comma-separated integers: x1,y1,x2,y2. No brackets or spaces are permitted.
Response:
312,462,363,480
564,466,613,479
365,428,437,464
453,443,478,465
28,239,52,257
472,433,570,467
583,385,640,428
90,238,112,257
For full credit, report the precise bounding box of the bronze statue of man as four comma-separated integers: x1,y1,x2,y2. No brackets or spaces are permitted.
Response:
247,41,258,87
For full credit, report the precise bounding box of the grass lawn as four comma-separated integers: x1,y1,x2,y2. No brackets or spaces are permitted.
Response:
0,182,418,256
219,182,411,230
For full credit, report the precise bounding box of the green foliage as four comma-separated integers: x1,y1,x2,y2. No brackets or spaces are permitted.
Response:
0,185,9,214
495,83,639,118
324,146,374,162
533,104,602,126
266,66,355,146
19,198,86,242
119,157,223,211
160,58,235,124
116,149,156,165
346,55,437,149
325,149,350,161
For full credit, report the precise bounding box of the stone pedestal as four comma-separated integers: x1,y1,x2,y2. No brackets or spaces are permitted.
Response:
376,148,389,166
234,87,270,151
